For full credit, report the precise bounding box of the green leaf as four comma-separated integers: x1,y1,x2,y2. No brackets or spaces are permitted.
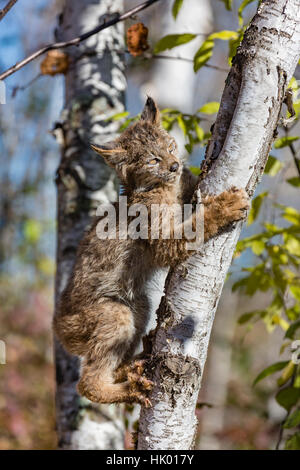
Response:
194,39,214,72
290,285,300,302
253,361,289,386
161,108,180,115
274,136,299,149
38,257,55,276
172,0,184,19
228,30,244,64
23,219,42,244
209,30,238,41
108,111,129,121
232,263,273,295
198,102,220,114
295,375,300,389
161,112,177,131
283,409,300,429
238,311,260,325
194,122,204,141
276,387,300,411
285,320,300,340
236,233,268,253
154,33,196,54
287,177,300,187
284,235,300,257
263,222,284,236
247,191,268,225
119,116,138,131
177,115,187,136
285,432,300,450
264,155,283,176
286,303,300,322
277,361,296,387
219,0,232,10
185,143,192,154
282,206,300,225
251,240,265,255
189,166,201,176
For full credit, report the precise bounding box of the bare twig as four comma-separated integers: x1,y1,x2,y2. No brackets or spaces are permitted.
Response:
10,49,226,98
0,0,161,80
10,72,42,97
289,141,300,178
0,0,18,22
150,54,229,72
284,125,300,178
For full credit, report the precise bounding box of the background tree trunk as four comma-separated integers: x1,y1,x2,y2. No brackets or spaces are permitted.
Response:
138,0,300,450
54,0,126,450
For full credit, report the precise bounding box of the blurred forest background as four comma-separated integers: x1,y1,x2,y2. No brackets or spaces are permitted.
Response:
0,0,299,450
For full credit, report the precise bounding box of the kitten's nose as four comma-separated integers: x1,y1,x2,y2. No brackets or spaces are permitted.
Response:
170,162,179,172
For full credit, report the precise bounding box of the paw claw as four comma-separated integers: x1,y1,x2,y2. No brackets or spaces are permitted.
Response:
126,358,153,405
132,359,147,375
128,371,154,391
144,397,152,408
131,392,152,407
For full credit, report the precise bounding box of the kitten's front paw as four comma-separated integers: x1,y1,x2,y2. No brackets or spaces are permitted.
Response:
222,187,250,223
128,359,154,390
128,359,154,407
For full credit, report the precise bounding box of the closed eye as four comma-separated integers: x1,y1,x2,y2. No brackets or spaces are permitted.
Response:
149,157,161,165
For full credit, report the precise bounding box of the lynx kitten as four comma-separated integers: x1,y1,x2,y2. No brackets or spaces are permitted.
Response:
53,97,249,406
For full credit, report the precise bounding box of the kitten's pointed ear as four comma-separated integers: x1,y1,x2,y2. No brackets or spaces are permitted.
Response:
140,96,160,126
90,141,126,168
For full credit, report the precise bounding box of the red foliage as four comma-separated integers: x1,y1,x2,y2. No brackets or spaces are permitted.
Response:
0,283,56,449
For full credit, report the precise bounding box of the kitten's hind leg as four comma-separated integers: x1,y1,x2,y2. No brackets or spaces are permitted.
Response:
77,300,151,405
78,360,152,407
53,313,90,356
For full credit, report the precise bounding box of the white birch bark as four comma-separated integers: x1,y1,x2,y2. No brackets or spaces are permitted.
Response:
198,292,238,450
54,0,126,450
137,0,213,337
138,0,300,450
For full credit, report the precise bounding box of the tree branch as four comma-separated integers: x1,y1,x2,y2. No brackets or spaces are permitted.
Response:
287,138,300,178
150,54,229,72
289,142,300,177
0,0,161,81
137,0,300,450
0,0,18,22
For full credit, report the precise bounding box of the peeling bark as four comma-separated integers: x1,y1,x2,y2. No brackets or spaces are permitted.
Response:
54,0,126,450
138,0,300,450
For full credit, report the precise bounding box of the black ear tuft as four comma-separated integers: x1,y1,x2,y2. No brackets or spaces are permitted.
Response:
140,96,160,125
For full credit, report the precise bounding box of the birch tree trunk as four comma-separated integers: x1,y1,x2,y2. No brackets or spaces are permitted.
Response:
138,0,300,450
54,0,126,450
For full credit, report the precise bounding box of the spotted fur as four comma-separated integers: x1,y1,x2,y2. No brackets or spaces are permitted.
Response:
53,97,250,405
